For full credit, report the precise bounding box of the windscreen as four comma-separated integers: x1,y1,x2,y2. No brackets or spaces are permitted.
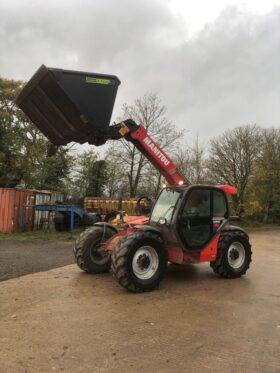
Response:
150,189,181,225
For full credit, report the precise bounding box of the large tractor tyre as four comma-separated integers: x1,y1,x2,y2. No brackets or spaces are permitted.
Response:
111,231,168,292
210,231,252,278
74,226,116,274
85,213,102,226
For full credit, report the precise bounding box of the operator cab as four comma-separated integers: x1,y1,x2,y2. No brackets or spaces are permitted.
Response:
150,185,229,251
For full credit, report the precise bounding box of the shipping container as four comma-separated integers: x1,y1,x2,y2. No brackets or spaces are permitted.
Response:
0,188,65,233
0,188,35,232
84,197,137,216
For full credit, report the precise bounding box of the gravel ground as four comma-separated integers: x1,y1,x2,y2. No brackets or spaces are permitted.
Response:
0,232,280,373
0,231,279,373
0,239,74,281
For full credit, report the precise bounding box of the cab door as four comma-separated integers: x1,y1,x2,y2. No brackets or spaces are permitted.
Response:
177,187,228,250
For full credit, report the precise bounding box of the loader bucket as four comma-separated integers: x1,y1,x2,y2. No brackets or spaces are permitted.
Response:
15,65,121,145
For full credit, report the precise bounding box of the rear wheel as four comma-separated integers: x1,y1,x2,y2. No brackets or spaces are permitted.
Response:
210,231,252,278
111,231,167,292
74,225,116,273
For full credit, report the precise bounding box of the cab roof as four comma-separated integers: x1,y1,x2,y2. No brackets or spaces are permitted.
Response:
166,184,238,196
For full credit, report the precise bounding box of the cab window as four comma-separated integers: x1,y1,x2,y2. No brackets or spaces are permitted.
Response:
213,190,228,217
183,189,210,217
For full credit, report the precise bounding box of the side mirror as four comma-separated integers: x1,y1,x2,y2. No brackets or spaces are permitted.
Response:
158,218,167,226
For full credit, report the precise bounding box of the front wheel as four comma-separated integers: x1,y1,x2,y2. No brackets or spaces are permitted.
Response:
111,231,167,292
74,225,116,274
210,231,252,278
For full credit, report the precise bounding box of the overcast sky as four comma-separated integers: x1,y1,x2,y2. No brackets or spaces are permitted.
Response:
0,0,279,145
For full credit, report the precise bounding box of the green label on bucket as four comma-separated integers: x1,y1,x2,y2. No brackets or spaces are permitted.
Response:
86,77,111,85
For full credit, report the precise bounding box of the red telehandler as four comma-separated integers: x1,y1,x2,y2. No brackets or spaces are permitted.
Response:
16,65,252,292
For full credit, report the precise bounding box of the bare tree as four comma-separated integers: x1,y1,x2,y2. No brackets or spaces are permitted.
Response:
208,125,262,212
112,93,184,197
175,135,208,184
104,142,130,197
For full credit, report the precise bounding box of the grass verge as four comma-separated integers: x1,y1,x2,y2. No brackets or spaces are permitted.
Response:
0,227,84,240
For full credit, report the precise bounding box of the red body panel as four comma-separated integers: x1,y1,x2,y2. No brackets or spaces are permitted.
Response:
103,228,133,252
199,233,220,262
104,223,220,263
216,185,237,195
126,215,149,226
167,232,221,264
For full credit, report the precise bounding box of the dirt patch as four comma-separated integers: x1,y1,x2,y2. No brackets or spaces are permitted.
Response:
0,239,74,281
0,231,279,372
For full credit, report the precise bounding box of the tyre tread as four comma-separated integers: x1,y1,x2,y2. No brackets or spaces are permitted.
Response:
210,230,252,278
111,231,166,292
74,226,115,274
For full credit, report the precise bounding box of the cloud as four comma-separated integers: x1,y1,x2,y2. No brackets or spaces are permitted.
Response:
0,0,279,142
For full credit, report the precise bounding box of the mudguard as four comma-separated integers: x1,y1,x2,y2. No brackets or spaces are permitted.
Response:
133,224,163,236
93,221,118,233
223,225,249,238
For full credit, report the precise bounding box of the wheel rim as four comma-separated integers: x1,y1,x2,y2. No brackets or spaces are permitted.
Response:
90,239,110,264
132,246,159,280
227,241,246,269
